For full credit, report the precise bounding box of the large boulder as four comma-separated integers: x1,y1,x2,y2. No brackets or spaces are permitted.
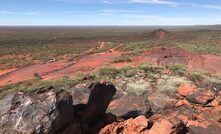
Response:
186,89,215,105
188,121,221,134
177,84,215,105
178,84,197,96
107,93,151,119
0,86,73,134
148,118,173,134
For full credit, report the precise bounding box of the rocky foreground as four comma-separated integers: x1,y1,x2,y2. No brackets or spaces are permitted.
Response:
0,80,221,134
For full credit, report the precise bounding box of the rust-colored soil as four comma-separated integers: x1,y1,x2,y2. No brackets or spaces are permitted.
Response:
0,68,17,76
0,60,69,86
0,47,221,87
0,49,121,86
134,47,221,74
43,49,121,80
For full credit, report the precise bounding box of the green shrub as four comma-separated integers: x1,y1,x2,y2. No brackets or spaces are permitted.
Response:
98,67,120,78
33,73,42,80
125,68,140,78
189,70,209,82
0,73,87,100
125,80,151,95
119,66,134,73
168,64,186,76
113,55,132,63
138,63,164,73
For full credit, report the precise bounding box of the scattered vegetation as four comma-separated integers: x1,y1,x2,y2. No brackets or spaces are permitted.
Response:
168,64,186,76
188,70,210,82
33,73,42,80
1,27,221,69
138,63,164,74
112,55,132,63
0,73,87,99
1,62,221,100
118,66,137,77
98,67,120,78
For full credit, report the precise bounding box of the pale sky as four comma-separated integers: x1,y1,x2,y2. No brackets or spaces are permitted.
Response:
0,0,221,25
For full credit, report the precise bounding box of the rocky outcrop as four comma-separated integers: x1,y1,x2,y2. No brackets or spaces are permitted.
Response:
100,115,149,134
178,83,215,105
0,86,74,134
69,82,117,134
0,81,221,134
100,115,188,134
0,82,117,134
107,93,151,119
178,84,197,96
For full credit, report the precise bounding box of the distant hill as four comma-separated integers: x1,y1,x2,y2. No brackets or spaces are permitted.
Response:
150,29,173,40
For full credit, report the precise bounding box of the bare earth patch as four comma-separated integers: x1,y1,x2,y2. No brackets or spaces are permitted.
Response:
0,49,121,86
134,47,221,74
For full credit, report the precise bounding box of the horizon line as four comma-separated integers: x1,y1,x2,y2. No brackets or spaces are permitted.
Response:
0,24,221,27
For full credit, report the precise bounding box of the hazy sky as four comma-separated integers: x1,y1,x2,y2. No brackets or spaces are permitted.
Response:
0,0,221,26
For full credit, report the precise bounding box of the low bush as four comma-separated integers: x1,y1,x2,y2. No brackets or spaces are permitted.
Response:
124,68,139,78
168,64,186,76
138,63,164,74
98,67,120,78
113,55,132,63
33,73,42,80
0,73,87,100
189,70,209,82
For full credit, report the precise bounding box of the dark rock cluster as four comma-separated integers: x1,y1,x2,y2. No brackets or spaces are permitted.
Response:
0,82,116,134
0,81,221,134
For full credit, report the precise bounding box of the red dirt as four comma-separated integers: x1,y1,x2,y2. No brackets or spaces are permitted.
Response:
188,54,221,73
0,49,121,86
43,49,121,80
0,60,69,86
134,47,221,74
0,47,220,87
0,68,17,76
